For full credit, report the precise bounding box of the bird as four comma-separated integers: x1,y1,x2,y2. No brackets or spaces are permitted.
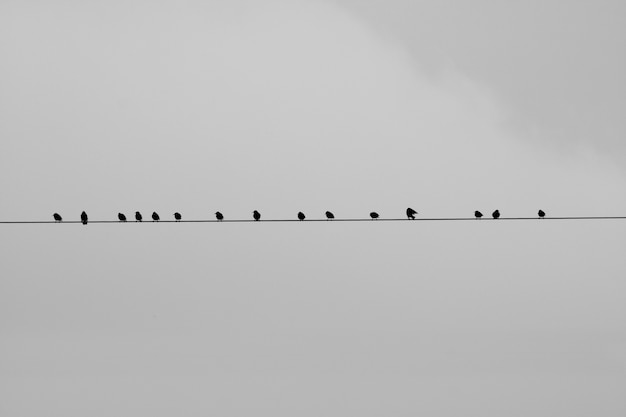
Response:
298,212,305,221
215,211,224,221
538,209,546,219
80,211,88,225
53,213,62,222
152,212,160,222
492,209,500,219
474,210,483,219
174,212,182,221
118,213,127,222
370,212,379,220
406,207,417,219
135,211,142,222
325,211,334,220
253,210,261,221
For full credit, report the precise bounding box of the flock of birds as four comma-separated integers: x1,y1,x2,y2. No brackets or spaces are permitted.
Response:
52,208,547,224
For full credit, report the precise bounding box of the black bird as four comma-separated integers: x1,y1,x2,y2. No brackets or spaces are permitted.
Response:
298,212,306,221
53,213,62,222
215,211,224,221
538,209,546,219
492,209,500,219
152,212,160,222
174,212,182,221
474,211,483,219
253,210,261,221
325,211,334,220
370,212,379,220
118,213,127,222
81,211,88,225
406,207,417,219
135,211,143,222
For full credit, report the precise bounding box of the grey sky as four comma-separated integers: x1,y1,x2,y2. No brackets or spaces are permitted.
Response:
334,0,626,162
1,1,625,416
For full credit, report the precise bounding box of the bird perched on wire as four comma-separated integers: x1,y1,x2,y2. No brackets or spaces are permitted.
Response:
325,211,334,220
370,212,379,220
406,207,417,219
492,209,500,219
298,212,306,221
135,211,142,222
53,213,62,222
215,212,223,221
81,211,88,225
538,209,546,219
118,213,127,222
253,210,261,221
152,212,160,222
474,211,483,219
174,212,181,222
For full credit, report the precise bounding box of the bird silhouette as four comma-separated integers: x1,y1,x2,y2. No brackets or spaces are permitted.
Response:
174,212,181,221
474,211,483,219
325,211,334,220
152,212,160,222
406,207,417,219
53,213,62,222
298,212,305,221
135,211,142,222
492,209,500,219
81,211,88,225
215,211,224,221
253,210,261,221
118,213,127,222
370,212,379,220
538,209,546,219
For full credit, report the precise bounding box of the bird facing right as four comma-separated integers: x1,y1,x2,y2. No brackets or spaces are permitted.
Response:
325,211,334,220
406,207,417,219
174,212,182,221
215,212,224,221
474,211,483,219
53,213,62,222
152,212,160,222
118,213,127,222
253,210,261,221
492,209,500,219
370,212,379,220
538,209,546,219
298,212,305,221
135,211,142,222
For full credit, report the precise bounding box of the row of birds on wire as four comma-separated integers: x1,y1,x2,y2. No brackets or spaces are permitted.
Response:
54,208,547,224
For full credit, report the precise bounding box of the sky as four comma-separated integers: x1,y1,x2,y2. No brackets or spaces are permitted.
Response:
1,1,625,416
336,0,626,160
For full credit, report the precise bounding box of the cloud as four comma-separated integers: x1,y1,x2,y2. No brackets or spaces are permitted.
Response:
333,0,626,164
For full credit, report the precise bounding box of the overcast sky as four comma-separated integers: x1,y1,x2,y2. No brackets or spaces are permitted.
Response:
1,1,625,416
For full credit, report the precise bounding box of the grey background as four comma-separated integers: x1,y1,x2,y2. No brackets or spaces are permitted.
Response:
1,0,625,415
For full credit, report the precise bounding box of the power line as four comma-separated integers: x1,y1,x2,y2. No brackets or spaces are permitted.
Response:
1,216,626,224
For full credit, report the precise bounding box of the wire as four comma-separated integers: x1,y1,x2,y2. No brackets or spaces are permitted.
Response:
1,216,625,224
